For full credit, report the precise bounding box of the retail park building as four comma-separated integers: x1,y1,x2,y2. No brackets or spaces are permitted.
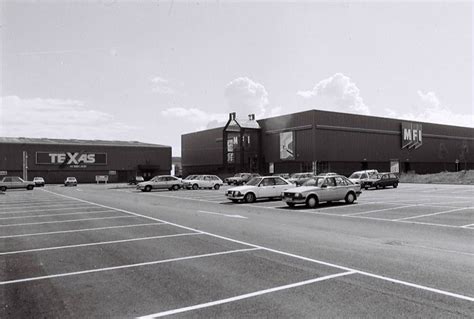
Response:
0,138,171,183
182,110,473,177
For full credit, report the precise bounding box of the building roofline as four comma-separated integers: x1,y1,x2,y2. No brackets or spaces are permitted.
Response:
0,137,171,148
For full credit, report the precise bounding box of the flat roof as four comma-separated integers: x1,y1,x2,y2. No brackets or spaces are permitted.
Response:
0,137,170,148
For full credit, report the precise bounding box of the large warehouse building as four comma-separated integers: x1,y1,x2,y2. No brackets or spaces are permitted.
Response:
0,137,171,183
182,110,474,177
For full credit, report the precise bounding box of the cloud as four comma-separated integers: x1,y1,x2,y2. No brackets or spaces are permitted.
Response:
0,96,137,139
151,76,175,94
297,73,370,115
224,77,269,118
161,107,227,130
385,91,473,128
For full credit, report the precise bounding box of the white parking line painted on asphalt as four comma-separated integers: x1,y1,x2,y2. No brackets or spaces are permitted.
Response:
342,204,419,216
0,232,202,255
137,271,356,318
0,209,116,220
0,247,260,285
0,222,165,239
461,223,474,228
0,200,78,207
197,210,247,219
0,202,95,210
147,192,225,204
0,215,136,227
42,189,474,302
0,205,102,215
394,207,473,221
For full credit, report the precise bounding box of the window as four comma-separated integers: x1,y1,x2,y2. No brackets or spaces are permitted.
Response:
261,178,275,186
274,177,287,185
326,178,336,187
335,177,346,186
3,177,12,182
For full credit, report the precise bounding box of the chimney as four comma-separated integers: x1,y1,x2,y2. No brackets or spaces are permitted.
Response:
229,112,236,120
248,114,255,121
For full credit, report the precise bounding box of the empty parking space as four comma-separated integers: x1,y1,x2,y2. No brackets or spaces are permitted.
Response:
1,184,473,317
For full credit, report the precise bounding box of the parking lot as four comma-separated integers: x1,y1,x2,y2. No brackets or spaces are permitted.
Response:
1,183,473,318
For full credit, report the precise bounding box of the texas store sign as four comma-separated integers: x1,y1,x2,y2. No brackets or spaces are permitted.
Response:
36,152,107,166
401,122,422,149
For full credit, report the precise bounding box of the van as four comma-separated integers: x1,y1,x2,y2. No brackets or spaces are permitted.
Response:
348,170,378,188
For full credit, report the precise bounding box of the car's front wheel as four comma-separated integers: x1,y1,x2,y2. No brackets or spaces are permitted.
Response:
213,184,220,190
145,185,152,192
306,195,318,208
393,183,398,188
244,192,256,203
345,192,356,204
26,185,34,190
192,184,199,190
172,184,180,191
0,186,6,192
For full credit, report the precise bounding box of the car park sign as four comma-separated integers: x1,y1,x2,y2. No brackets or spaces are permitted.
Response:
36,152,107,166
401,122,422,149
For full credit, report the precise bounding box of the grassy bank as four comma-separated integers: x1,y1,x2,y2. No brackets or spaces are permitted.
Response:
399,170,474,185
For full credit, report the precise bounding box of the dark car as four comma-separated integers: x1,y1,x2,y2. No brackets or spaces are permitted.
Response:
364,172,399,189
128,176,145,185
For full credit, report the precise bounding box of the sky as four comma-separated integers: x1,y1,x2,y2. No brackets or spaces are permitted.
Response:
1,0,472,156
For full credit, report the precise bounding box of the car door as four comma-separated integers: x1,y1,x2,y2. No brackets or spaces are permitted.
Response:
154,177,166,189
2,177,13,188
257,178,276,198
334,177,349,200
318,177,337,202
274,177,291,195
11,177,24,189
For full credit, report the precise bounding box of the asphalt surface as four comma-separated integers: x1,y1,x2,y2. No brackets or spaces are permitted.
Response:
0,183,473,318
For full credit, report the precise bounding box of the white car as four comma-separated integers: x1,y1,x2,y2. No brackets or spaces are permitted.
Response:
348,170,378,188
226,176,293,203
137,175,182,192
183,175,223,190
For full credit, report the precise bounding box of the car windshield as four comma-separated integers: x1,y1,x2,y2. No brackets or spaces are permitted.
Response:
349,173,361,179
184,175,195,180
246,177,262,186
302,177,325,187
290,173,302,178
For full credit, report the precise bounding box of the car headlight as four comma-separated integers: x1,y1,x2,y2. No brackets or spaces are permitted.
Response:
294,193,303,198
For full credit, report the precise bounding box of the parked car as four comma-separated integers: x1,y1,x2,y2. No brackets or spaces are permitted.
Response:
225,173,261,185
183,175,224,190
64,177,78,186
0,176,35,191
283,175,361,208
128,176,145,185
33,177,45,187
364,172,399,189
348,170,379,188
288,172,315,186
137,175,182,192
226,176,293,203
183,175,198,181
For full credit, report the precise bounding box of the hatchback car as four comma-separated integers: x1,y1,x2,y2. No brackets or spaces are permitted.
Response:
226,176,293,203
283,175,361,208
33,177,45,187
0,176,35,191
348,170,378,188
364,172,399,189
183,175,224,190
137,175,182,192
64,177,78,186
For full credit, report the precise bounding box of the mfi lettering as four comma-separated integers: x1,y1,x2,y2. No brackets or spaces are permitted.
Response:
401,123,422,149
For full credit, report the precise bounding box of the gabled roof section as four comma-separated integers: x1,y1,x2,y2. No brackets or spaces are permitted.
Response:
224,113,261,131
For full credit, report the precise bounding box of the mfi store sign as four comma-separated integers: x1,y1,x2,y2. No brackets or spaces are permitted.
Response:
36,152,107,166
401,122,422,149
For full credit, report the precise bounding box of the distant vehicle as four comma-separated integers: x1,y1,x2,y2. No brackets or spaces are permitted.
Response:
288,172,315,186
283,175,361,208
226,176,293,203
364,172,399,189
128,176,145,185
33,177,45,187
225,173,261,185
0,176,35,191
137,175,182,192
348,170,379,188
183,175,224,190
272,173,290,179
64,177,78,187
